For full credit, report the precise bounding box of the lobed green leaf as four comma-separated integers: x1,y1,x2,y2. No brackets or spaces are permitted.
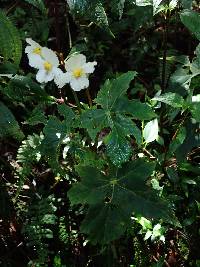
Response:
68,159,176,244
95,71,137,110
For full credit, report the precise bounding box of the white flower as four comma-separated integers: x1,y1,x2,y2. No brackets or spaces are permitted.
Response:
62,54,97,91
25,39,61,83
29,47,60,83
25,38,42,56
54,69,70,89
25,38,43,66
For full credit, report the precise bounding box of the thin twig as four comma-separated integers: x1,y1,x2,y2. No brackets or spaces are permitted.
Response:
143,148,156,159
6,1,19,15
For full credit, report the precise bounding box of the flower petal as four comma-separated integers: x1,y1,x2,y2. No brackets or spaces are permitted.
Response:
54,70,71,88
65,54,86,71
25,46,33,54
26,38,40,47
53,68,63,77
70,76,89,91
36,68,54,83
82,61,97,74
36,69,46,83
42,47,59,67
44,71,55,82
28,54,44,69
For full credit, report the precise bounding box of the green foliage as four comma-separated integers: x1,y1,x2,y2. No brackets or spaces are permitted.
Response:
135,0,177,15
135,216,165,242
68,158,174,244
23,0,47,14
104,115,140,165
116,0,126,19
53,255,66,267
22,194,57,267
40,117,68,168
153,92,184,108
190,103,200,122
10,3,49,42
176,120,200,162
135,0,162,14
95,72,139,165
67,0,112,35
0,10,22,65
59,217,69,245
80,72,155,165
180,10,200,40
180,0,192,8
40,104,75,170
16,134,42,193
1,75,54,103
1,0,200,266
0,101,24,140
115,98,157,120
26,105,47,125
95,71,137,109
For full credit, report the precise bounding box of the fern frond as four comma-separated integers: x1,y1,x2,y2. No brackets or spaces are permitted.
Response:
17,134,42,167
15,134,43,198
22,194,57,267
159,56,174,88
0,10,22,65
59,217,69,245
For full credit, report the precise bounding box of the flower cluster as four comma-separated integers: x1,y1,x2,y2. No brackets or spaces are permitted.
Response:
25,38,97,91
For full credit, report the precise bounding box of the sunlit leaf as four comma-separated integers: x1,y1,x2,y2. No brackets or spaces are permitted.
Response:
96,71,137,110
153,92,184,108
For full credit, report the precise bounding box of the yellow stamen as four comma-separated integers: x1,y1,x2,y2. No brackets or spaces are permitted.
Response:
44,61,52,72
73,68,83,78
33,47,41,55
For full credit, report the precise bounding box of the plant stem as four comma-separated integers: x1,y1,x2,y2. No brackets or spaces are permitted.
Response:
54,0,61,51
66,11,72,49
160,8,170,137
161,11,169,91
85,88,93,107
71,89,82,113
